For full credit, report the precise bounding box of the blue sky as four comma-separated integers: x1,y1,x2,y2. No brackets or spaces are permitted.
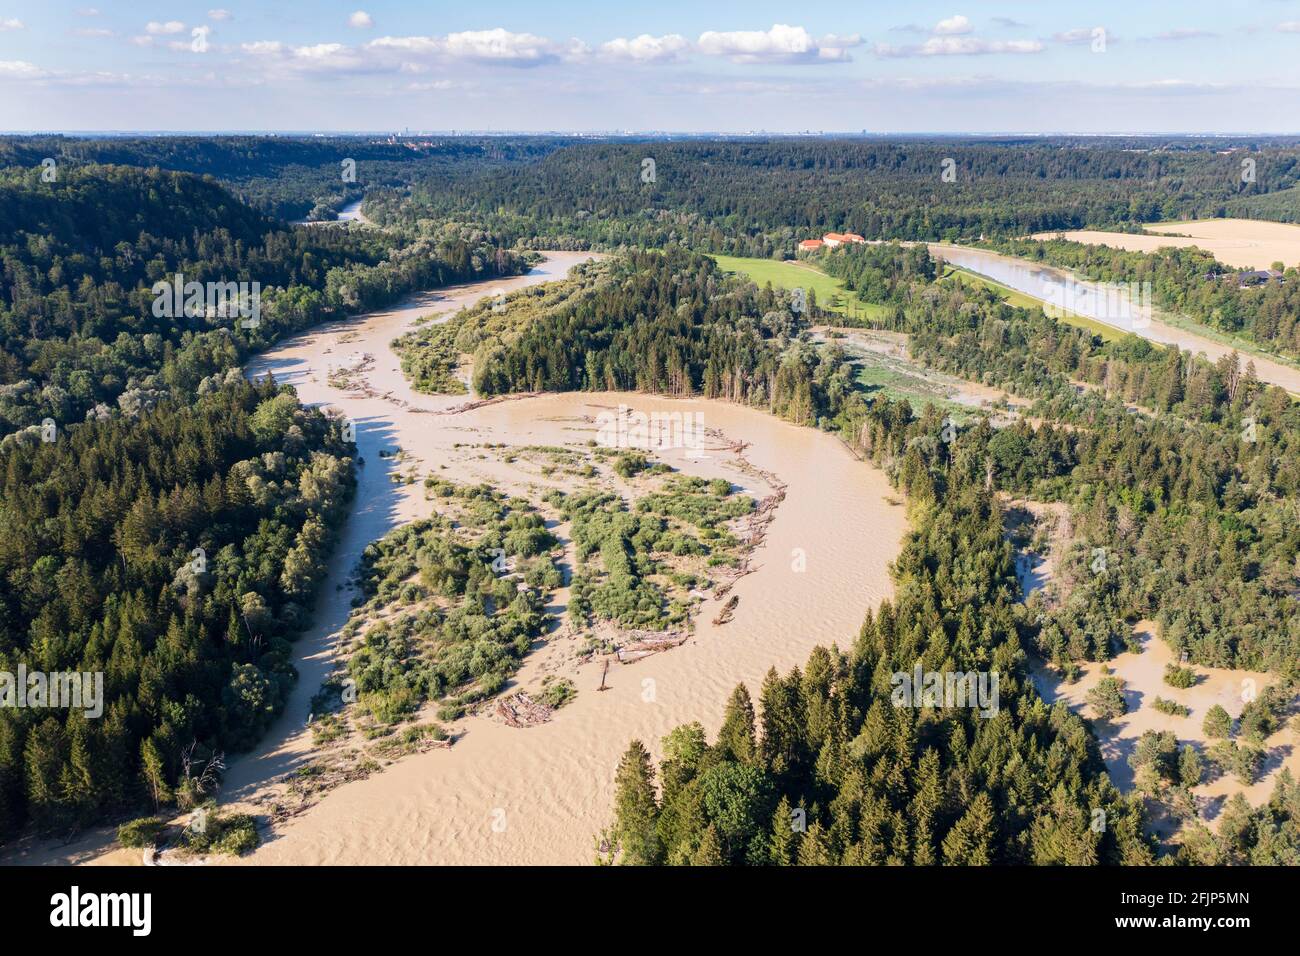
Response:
2,1,1300,132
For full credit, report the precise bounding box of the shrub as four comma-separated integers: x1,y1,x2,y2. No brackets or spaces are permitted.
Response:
1152,696,1190,717
539,678,578,709
117,817,165,848
1086,676,1127,719
1203,704,1232,739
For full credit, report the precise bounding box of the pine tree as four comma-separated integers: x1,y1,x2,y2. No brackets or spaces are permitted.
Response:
910,747,943,865
796,821,832,865
941,792,995,865
759,668,807,792
691,825,724,866
1203,704,1231,739
610,740,662,865
768,795,799,865
23,718,67,829
139,737,172,812
715,683,757,765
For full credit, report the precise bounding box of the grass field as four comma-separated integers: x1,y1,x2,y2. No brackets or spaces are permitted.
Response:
710,254,893,321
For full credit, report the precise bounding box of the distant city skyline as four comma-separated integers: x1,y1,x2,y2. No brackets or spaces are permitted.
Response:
2,1,1300,133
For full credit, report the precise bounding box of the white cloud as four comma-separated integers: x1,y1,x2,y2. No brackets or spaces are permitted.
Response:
406,79,463,92
444,28,557,62
349,11,373,29
696,24,861,63
208,9,232,21
1279,22,1300,34
296,43,348,60
239,40,368,73
599,34,690,62
0,17,24,31
934,16,972,36
1054,28,1110,45
0,59,43,77
876,36,1043,57
366,36,437,55
145,21,186,35
368,28,568,65
1147,29,1216,41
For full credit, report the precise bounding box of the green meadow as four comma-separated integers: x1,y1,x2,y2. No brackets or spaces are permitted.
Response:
710,254,892,322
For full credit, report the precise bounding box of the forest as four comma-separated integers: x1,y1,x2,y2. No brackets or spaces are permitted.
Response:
387,138,1300,255
400,248,849,427
0,152,529,842
0,378,355,837
0,163,528,436
602,397,1155,865
0,134,572,221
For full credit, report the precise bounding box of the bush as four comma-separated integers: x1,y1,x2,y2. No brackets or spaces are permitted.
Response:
181,807,261,856
1086,676,1127,720
117,816,165,848
1203,704,1232,739
1152,696,1190,717
211,815,260,856
613,452,649,478
1163,663,1196,689
539,678,577,709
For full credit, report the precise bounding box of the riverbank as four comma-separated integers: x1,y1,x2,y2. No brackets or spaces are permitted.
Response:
930,244,1300,396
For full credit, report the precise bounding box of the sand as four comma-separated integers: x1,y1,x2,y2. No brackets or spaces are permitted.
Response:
3,251,908,866
1032,219,1300,271
1031,624,1298,836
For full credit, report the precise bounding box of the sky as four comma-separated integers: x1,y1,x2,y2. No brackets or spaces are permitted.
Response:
3,1,1300,133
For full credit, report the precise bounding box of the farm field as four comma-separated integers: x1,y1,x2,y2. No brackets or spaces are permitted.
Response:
1033,218,1300,270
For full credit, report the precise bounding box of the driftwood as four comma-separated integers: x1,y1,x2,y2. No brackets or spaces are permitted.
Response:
615,629,689,663
327,353,378,397
496,691,553,728
435,391,544,416
712,595,739,626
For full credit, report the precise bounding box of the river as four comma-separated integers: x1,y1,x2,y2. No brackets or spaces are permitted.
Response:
225,252,907,865
3,251,907,866
930,244,1300,395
